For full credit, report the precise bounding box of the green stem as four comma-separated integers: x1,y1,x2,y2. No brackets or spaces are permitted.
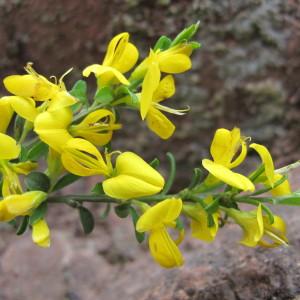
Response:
161,152,176,195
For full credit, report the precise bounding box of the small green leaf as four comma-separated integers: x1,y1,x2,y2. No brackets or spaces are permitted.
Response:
154,35,172,51
29,202,48,225
13,115,25,141
176,218,184,231
207,213,215,228
161,152,176,195
92,183,104,195
79,207,95,234
24,172,50,192
114,204,130,218
70,80,88,104
52,173,80,191
21,140,48,162
16,216,29,235
189,167,205,189
171,21,200,47
94,86,114,105
129,207,145,243
100,204,111,219
266,192,300,206
150,158,160,169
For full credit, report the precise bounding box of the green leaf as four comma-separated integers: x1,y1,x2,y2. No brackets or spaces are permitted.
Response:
189,167,205,189
114,204,130,218
154,35,172,51
265,192,300,206
100,204,111,220
91,183,104,195
161,152,176,195
16,216,29,235
21,140,48,162
207,213,215,228
24,172,50,192
94,86,114,105
79,207,95,234
52,173,80,192
129,207,145,243
70,80,88,104
149,158,160,169
170,21,200,47
13,115,25,141
29,202,48,225
176,218,184,231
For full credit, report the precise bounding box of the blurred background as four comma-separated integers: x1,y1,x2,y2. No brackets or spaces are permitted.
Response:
0,1,300,299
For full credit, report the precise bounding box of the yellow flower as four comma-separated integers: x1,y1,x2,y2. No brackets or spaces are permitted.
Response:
34,108,73,153
83,32,138,86
3,64,77,122
131,43,193,81
35,108,120,150
210,128,247,168
136,198,184,268
183,196,219,242
202,128,254,191
225,204,264,247
0,191,47,222
0,133,28,196
258,215,288,248
0,99,14,133
70,109,122,146
32,218,51,248
138,56,187,139
102,152,165,200
250,143,291,196
61,138,109,176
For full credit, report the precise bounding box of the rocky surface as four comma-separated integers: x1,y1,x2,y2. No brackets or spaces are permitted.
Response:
0,169,298,300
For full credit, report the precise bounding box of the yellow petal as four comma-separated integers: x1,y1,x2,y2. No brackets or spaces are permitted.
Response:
71,109,121,146
12,161,38,175
271,173,291,196
103,174,165,200
227,204,264,247
3,74,37,97
184,200,219,243
0,133,20,160
34,109,73,152
259,215,288,248
210,127,245,168
113,43,139,73
103,32,129,66
82,64,129,86
47,91,77,112
0,98,13,133
32,219,51,248
149,228,184,268
140,60,160,119
158,53,191,73
136,198,182,232
146,107,175,139
61,138,108,176
202,159,255,191
4,191,47,216
153,75,175,102
4,96,38,122
210,128,232,165
0,201,15,222
250,143,275,187
115,152,164,189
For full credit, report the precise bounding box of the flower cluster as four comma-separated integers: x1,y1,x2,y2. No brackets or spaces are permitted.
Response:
0,23,299,268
